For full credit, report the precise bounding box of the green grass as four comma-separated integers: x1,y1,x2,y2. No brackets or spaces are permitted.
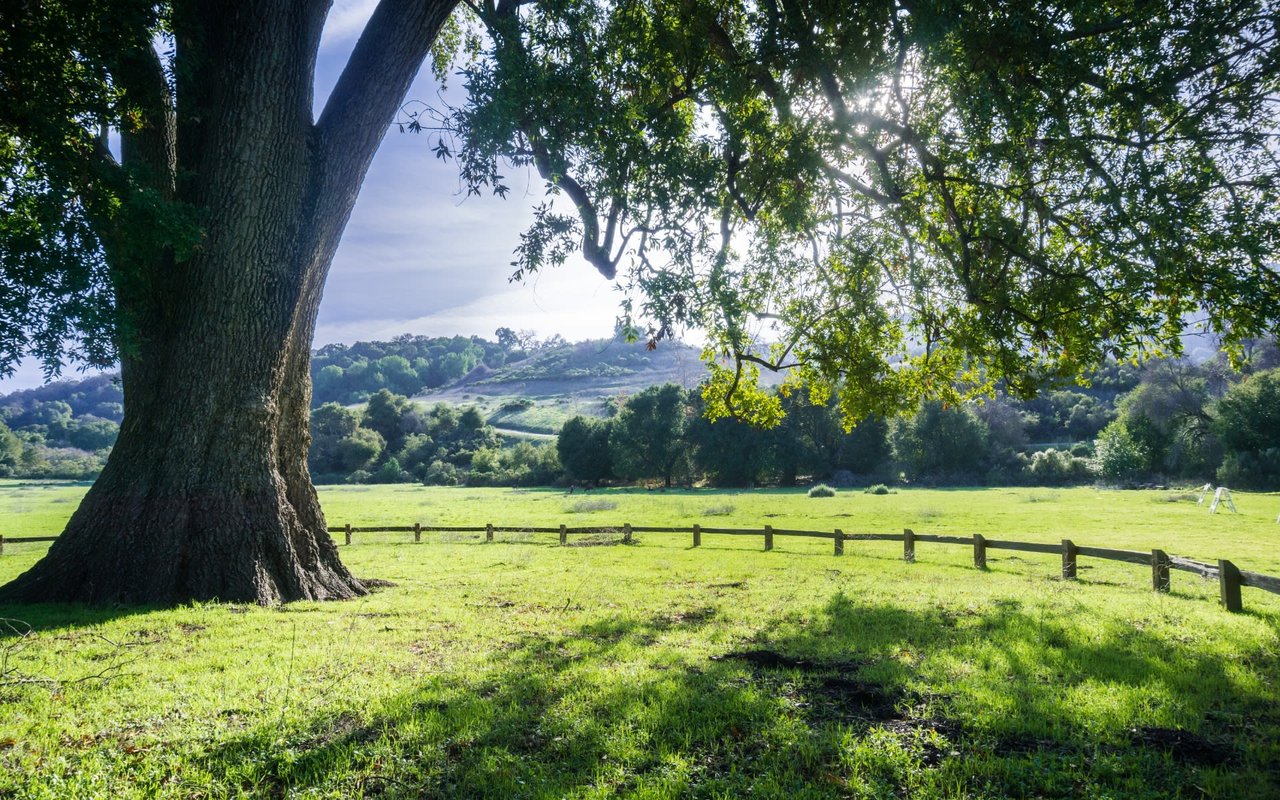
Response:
484,397,592,434
1,483,1279,798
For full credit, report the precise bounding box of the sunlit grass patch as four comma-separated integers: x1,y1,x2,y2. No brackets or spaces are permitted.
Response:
1,483,1278,797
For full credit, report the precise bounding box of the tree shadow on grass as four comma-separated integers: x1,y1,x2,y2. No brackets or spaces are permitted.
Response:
0,601,162,634
194,591,1280,799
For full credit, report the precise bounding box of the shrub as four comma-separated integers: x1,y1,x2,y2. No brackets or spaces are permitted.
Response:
345,469,372,484
1028,449,1096,486
864,483,890,495
808,484,836,498
373,456,412,484
423,460,459,486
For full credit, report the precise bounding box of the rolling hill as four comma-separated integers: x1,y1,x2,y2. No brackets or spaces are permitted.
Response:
415,337,710,434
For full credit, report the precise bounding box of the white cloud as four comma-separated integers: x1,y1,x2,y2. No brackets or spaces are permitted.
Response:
319,0,380,50
315,263,621,346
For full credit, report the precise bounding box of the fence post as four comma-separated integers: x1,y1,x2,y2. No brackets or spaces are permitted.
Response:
414,522,421,543
486,523,493,543
560,524,567,546
623,523,632,544
1152,549,1171,593
344,524,352,546
0,535,4,556
1061,539,1077,580
973,533,987,569
1219,559,1243,612
834,529,843,556
693,524,701,548
903,528,915,563
764,524,774,551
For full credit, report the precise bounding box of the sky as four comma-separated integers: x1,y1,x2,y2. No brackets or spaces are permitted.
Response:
0,1,619,392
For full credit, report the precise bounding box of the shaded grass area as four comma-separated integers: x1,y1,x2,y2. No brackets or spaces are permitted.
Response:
1,529,1278,798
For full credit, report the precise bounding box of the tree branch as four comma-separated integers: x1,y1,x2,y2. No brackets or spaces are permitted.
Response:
315,0,459,185
110,39,176,198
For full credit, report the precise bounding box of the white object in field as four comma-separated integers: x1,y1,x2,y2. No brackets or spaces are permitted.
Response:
1196,483,1214,505
1209,487,1237,514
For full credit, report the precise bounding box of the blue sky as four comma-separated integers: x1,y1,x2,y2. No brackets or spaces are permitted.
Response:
0,1,618,391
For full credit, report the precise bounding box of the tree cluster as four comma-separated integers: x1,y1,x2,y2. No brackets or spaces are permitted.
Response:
558,350,1280,490
311,334,512,406
0,377,122,479
6,341,1280,491
306,388,560,487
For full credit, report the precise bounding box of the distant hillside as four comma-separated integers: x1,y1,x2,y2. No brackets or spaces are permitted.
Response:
417,337,708,435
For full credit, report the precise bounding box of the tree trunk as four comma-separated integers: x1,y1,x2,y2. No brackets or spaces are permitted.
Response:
0,0,457,605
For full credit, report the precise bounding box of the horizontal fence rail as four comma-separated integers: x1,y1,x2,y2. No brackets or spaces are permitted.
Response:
2,523,1276,614
315,522,1280,614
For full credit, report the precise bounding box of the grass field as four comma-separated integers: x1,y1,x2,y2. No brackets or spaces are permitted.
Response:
1,483,1278,797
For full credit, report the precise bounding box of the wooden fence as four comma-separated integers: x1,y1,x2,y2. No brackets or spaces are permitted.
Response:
325,522,1280,614
3,523,1277,613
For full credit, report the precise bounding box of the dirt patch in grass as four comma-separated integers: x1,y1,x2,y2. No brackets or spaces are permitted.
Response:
712,649,869,673
1129,726,1236,766
358,578,398,591
659,607,716,627
807,676,905,721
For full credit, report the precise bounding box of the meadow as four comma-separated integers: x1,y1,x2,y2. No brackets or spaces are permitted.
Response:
0,482,1278,798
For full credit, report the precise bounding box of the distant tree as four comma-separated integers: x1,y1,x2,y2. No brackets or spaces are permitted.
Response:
610,384,690,487
311,403,361,439
495,327,520,351
373,456,411,484
469,446,502,476
308,403,363,477
1094,420,1151,483
313,365,346,404
557,416,613,483
893,402,990,482
835,415,892,476
973,398,1030,465
0,420,21,476
774,391,841,479
65,417,119,452
335,429,386,474
375,355,421,396
428,404,459,435
459,407,486,431
688,413,766,487
423,460,459,487
364,390,413,452
393,433,437,479
1213,369,1280,489
15,400,74,439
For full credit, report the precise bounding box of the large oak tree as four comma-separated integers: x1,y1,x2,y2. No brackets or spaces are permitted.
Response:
2,0,1278,605
0,0,459,604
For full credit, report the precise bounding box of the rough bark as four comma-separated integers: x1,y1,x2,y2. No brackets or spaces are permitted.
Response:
0,0,458,605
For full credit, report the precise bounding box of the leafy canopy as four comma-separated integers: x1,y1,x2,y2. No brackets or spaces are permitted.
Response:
3,0,1278,427
431,0,1280,424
